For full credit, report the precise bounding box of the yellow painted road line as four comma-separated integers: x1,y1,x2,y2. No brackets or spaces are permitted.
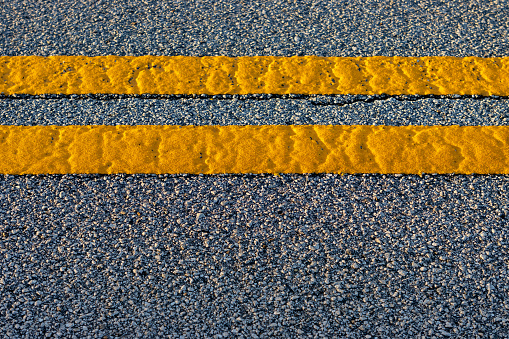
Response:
0,125,507,174
1,56,508,96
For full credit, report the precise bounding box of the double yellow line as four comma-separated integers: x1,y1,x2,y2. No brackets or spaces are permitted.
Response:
1,56,508,174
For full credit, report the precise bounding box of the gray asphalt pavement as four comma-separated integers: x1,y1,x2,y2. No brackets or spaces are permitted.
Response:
1,174,509,338
1,96,508,126
1,1,509,338
0,0,508,57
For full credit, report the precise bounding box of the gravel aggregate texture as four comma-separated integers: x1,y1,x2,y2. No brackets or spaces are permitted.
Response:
1,96,509,127
0,0,508,57
1,174,509,338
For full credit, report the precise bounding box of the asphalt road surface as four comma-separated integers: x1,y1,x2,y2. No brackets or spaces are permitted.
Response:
1,1,509,338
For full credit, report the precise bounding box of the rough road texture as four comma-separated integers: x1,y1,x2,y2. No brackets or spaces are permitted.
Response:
2,0,509,337
1,174,508,338
0,0,507,57
1,56,508,95
2,96,509,127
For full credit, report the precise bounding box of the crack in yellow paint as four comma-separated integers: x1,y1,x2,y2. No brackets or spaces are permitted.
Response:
0,125,507,174
0,56,508,95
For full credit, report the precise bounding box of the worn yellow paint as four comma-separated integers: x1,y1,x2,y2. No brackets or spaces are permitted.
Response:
0,56,508,95
0,125,507,174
